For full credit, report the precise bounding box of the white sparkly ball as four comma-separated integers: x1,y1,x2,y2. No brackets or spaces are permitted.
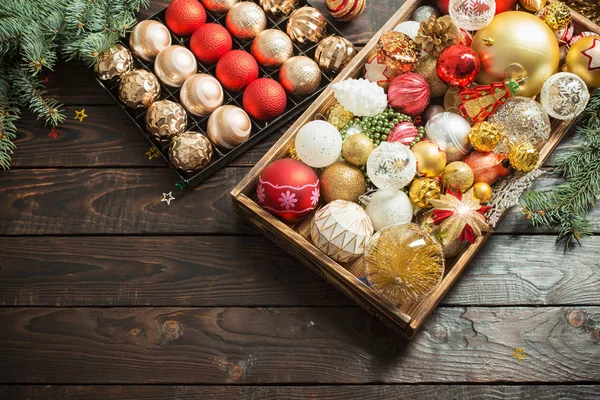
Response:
393,21,420,40
366,189,413,231
332,78,388,117
425,112,472,162
540,72,590,120
295,120,343,168
449,0,495,31
367,142,417,190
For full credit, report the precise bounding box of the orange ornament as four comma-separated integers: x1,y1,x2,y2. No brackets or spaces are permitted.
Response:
463,151,511,185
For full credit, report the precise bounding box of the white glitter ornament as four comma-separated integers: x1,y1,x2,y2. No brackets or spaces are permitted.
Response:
332,78,387,117
449,0,495,31
540,72,590,120
311,200,374,263
366,189,414,231
295,120,343,168
367,142,417,190
425,112,472,162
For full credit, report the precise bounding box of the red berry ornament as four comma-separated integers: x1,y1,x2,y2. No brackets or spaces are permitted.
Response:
216,50,259,92
257,158,320,223
436,44,480,87
243,78,287,122
387,72,431,116
165,0,207,37
190,23,232,64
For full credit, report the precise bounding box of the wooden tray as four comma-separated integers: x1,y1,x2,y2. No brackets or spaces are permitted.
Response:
231,0,600,339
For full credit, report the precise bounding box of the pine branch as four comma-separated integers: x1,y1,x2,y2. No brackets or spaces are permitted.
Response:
0,72,19,170
12,66,65,127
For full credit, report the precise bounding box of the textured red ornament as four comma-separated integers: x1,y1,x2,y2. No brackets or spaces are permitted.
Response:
165,0,207,37
243,78,287,122
216,50,259,92
190,23,232,64
463,152,511,185
257,158,320,223
436,44,481,87
387,73,431,116
438,0,515,15
387,121,419,145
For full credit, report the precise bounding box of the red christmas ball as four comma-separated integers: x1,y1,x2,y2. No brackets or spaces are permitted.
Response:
437,0,449,14
257,158,320,223
243,78,287,122
463,151,511,185
438,0,515,15
436,45,480,87
387,122,419,146
190,23,232,64
165,0,207,37
387,72,431,116
216,50,259,92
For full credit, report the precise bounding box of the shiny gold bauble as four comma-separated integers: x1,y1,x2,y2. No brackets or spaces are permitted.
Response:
566,36,600,88
326,102,355,131
180,74,224,117
468,121,502,153
472,182,493,204
342,133,374,166
409,177,441,208
94,44,133,80
129,20,172,62
414,55,449,98
441,161,474,192
154,45,197,87
411,140,447,178
538,3,571,30
251,29,294,68
226,2,267,40
315,36,357,73
203,0,239,13
118,69,160,108
279,56,322,96
169,131,213,173
320,162,367,203
207,105,252,149
259,0,296,15
145,100,188,143
287,6,327,44
472,11,560,97
509,141,539,173
519,0,546,12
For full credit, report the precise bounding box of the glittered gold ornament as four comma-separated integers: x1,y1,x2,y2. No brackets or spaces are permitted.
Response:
279,56,322,96
377,31,420,72
538,3,572,30
287,6,327,44
226,2,267,40
326,102,355,131
129,20,172,62
145,100,187,143
154,45,197,87
180,74,224,117
414,55,449,98
118,69,160,108
207,105,252,149
320,162,366,203
169,131,213,173
441,161,474,193
259,0,296,15
509,141,539,173
565,35,600,88
409,177,441,208
472,182,493,204
203,0,239,13
325,0,366,22
288,146,300,160
468,121,501,153
519,0,546,12
94,44,133,80
251,29,294,68
315,36,357,73
365,223,445,305
342,133,374,166
411,140,446,178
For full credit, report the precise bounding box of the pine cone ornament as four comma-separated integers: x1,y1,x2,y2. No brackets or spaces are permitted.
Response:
415,15,460,57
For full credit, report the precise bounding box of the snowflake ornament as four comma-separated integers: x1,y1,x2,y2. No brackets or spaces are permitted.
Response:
540,72,590,120
449,0,495,31
332,78,388,117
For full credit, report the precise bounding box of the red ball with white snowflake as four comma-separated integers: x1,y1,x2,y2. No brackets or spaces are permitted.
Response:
257,158,320,223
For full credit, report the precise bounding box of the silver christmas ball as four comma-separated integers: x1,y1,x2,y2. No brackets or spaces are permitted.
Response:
411,6,439,23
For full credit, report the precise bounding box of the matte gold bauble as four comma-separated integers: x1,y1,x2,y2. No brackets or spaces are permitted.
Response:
472,11,560,97
118,69,160,108
414,55,448,98
509,141,539,173
251,29,294,68
94,44,133,80
326,102,355,130
169,131,213,173
409,177,441,208
180,74,224,117
287,6,327,44
315,36,357,73
226,2,267,40
145,100,188,143
207,105,252,149
154,45,197,87
411,140,447,178
259,0,296,15
279,56,322,96
129,20,172,62
203,0,239,13
472,182,493,204
565,36,600,88
441,161,474,192
320,162,367,203
342,133,374,166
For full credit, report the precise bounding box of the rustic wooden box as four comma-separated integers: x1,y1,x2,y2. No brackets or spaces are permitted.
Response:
231,0,600,339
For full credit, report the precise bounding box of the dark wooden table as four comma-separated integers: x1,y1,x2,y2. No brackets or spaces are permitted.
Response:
1,1,599,398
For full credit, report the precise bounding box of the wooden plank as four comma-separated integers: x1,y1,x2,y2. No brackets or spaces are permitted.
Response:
0,306,598,384
2,385,599,400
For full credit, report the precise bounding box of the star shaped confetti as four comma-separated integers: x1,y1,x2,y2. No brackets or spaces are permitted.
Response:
48,128,61,139
74,109,88,121
511,348,527,363
161,191,175,205
145,147,160,160
582,38,600,71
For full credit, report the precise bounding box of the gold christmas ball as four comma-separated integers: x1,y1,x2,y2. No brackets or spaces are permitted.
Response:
145,100,188,143
320,162,366,203
129,20,172,62
287,6,327,44
207,105,252,149
441,161,474,192
259,0,296,15
169,131,213,173
509,141,539,173
411,140,447,178
414,55,449,98
519,0,547,12
472,11,560,97
203,0,239,13
279,56,322,96
472,182,493,204
325,0,366,22
315,36,357,73
94,44,133,80
538,3,571,30
118,69,160,108
566,36,600,88
154,45,197,87
326,102,355,130
180,74,224,117
468,121,502,153
342,133,374,166
251,29,294,68
409,177,441,208
226,2,267,40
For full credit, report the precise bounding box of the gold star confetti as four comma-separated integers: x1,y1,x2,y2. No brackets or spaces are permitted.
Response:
146,147,160,160
74,109,88,121
511,348,527,363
